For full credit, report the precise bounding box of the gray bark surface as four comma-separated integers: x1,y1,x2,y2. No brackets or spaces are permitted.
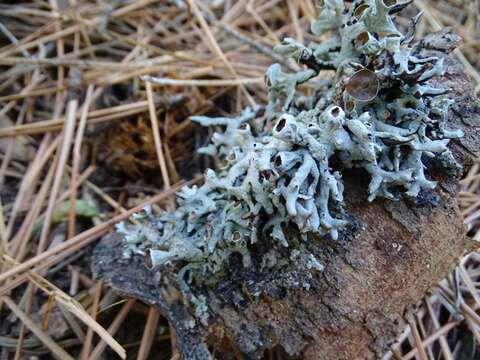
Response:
93,34,480,359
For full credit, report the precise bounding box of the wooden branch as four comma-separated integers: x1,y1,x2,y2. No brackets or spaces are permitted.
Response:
92,34,480,360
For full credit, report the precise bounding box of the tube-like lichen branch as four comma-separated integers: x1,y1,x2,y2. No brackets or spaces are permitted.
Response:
123,0,463,286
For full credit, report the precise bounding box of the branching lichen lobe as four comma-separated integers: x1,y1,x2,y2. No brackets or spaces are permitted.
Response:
119,0,463,287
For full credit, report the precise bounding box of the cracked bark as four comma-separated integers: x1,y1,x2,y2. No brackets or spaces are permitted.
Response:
92,33,480,360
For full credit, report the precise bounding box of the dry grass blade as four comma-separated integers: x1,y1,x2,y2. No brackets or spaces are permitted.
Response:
37,99,78,254
414,0,480,85
185,0,257,108
13,285,33,360
0,198,7,256
68,85,94,239
146,81,171,190
4,135,61,242
0,101,151,138
0,178,196,285
1,296,75,360
0,85,65,102
2,254,126,358
136,307,161,360
401,321,460,360
142,75,264,87
89,299,135,360
406,315,429,360
424,297,454,360
52,287,126,359
81,280,103,360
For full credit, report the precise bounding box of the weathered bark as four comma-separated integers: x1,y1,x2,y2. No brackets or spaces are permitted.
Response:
92,35,480,360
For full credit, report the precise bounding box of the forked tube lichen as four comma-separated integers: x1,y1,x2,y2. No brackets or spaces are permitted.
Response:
118,0,463,285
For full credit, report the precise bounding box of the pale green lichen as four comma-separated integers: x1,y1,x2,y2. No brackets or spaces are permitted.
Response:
119,0,462,285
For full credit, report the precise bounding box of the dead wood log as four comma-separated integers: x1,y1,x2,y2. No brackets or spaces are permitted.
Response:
92,34,480,359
